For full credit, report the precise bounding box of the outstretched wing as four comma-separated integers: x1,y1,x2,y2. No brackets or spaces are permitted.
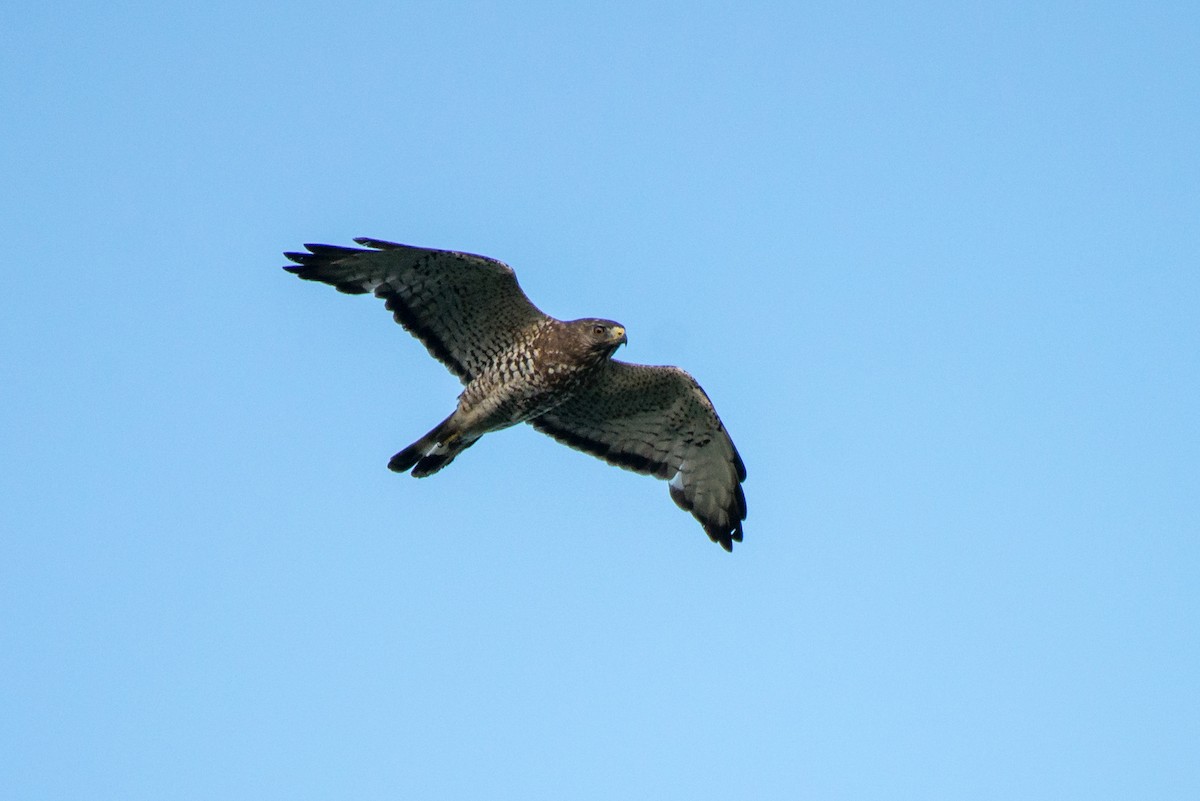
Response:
284,238,548,382
530,362,747,550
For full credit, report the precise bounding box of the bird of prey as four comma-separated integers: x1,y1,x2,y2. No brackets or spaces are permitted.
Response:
283,238,747,550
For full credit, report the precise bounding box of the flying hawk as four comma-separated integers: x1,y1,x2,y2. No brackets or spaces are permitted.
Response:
284,238,747,550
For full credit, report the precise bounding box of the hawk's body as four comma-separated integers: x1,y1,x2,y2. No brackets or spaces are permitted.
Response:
284,238,747,550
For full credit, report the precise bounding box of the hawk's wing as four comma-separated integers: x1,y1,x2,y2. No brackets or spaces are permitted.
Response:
284,238,547,383
530,361,747,550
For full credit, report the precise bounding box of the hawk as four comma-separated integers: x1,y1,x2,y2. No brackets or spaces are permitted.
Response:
284,238,747,550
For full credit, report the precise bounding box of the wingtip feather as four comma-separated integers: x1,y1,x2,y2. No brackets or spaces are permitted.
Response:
354,236,403,250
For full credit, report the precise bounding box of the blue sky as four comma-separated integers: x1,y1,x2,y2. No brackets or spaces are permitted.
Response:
2,2,1197,798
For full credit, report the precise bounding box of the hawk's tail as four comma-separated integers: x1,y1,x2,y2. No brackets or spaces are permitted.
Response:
388,417,477,478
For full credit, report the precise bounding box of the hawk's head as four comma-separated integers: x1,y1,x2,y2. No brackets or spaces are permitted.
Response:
567,318,627,360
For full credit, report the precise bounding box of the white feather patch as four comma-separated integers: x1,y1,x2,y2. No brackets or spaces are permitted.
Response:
669,467,686,490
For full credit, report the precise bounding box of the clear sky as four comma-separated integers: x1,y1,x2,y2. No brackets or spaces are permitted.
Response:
2,2,1197,799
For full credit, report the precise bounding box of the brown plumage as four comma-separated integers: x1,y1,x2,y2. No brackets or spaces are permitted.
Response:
284,237,746,550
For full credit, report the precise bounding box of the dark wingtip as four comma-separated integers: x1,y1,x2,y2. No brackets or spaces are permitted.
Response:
703,521,737,551
283,243,366,279
354,236,403,250
302,242,361,255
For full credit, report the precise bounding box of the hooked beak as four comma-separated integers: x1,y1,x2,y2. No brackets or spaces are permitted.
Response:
613,326,628,347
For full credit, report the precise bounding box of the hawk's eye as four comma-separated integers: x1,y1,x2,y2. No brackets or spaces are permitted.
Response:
593,325,606,336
